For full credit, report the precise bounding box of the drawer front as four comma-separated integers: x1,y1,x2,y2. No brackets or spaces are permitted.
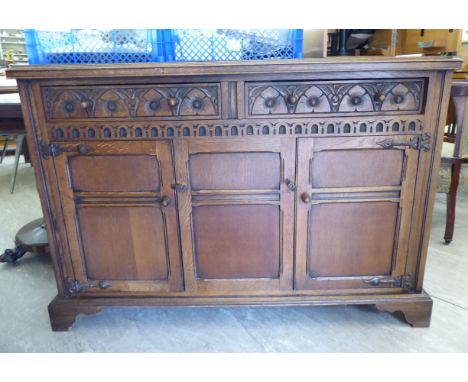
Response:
246,79,425,117
42,83,221,121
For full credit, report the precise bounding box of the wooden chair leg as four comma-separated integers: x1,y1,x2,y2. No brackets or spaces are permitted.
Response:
444,161,461,244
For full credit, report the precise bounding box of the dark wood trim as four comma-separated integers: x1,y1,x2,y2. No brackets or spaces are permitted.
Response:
48,290,433,331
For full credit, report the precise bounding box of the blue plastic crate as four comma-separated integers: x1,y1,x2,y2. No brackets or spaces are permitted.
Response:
24,29,304,64
25,29,166,64
161,29,304,62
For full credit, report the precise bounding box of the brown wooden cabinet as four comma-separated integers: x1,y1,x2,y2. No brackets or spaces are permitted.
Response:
7,57,461,331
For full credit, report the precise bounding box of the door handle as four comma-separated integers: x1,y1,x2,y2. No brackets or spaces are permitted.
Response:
159,196,170,207
300,192,311,204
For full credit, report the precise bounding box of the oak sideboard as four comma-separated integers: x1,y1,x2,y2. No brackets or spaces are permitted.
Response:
7,57,462,331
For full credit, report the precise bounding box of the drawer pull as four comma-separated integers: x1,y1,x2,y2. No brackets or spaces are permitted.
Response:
168,97,178,107
300,192,311,204
286,95,298,105
374,93,386,102
80,100,90,109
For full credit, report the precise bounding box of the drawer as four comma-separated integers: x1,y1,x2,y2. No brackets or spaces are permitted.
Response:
42,83,221,121
246,79,425,117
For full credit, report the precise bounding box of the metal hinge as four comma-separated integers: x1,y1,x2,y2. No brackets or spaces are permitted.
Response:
376,133,431,152
40,140,90,160
64,278,111,297
363,274,414,291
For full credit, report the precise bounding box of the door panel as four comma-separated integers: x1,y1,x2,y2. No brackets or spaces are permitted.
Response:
189,152,281,190
308,202,398,278
312,149,404,188
193,204,281,279
77,206,169,281
175,138,295,293
53,140,183,294
69,154,161,192
295,136,419,290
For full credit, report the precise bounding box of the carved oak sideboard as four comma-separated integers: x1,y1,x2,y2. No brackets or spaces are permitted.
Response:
7,57,461,331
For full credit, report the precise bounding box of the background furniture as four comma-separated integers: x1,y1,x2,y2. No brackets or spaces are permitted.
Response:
0,29,27,66
437,81,468,243
8,57,461,331
0,90,28,193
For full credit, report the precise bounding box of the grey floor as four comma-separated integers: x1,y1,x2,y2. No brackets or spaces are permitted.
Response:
1,156,467,352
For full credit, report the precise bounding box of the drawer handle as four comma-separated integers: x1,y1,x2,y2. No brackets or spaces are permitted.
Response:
80,100,90,109
300,192,311,204
167,97,178,107
286,95,298,105
374,93,386,102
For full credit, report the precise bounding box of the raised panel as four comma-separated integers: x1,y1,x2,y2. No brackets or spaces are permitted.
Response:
312,149,404,188
189,152,281,190
77,206,169,281
192,204,280,279
69,154,161,192
308,202,398,277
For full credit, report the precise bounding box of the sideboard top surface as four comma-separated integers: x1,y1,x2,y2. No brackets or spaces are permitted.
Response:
6,57,463,79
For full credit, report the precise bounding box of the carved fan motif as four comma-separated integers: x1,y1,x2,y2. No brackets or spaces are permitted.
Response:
381,83,417,111
338,85,374,112
296,86,331,113
250,86,289,115
179,87,217,116
95,90,129,118
136,88,172,117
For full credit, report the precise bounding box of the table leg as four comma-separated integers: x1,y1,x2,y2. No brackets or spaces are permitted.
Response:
10,134,25,194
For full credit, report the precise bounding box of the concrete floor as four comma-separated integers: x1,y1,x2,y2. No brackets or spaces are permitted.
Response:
1,156,467,352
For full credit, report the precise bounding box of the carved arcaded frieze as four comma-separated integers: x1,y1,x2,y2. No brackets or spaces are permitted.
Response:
49,118,424,141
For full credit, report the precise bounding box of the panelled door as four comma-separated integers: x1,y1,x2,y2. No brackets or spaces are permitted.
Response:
295,135,420,291
174,137,296,293
52,140,183,294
